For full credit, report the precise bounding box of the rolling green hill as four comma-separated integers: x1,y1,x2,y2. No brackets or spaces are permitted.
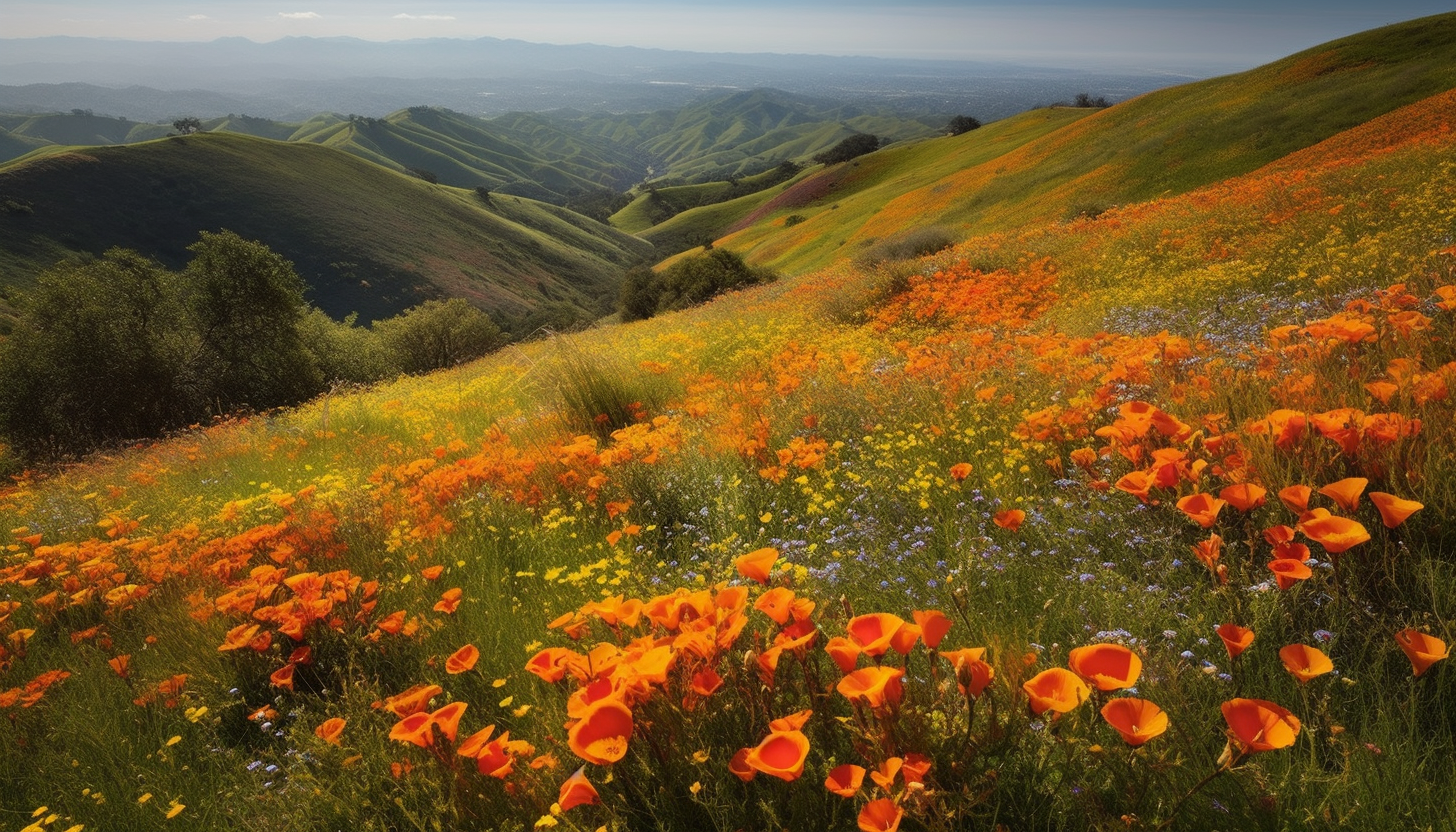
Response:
698,12,1456,274
0,132,653,325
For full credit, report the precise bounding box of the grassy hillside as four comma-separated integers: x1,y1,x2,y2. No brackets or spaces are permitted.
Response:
2,58,1455,831
704,12,1456,274
0,132,653,323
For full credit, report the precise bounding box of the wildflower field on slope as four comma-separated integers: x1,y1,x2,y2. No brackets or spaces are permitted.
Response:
3,87,1456,832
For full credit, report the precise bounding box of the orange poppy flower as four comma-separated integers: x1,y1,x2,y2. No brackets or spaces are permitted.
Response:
1191,533,1222,572
526,647,580,684
889,623,921,655
901,752,932,785
846,613,907,657
826,636,862,674
108,654,131,678
1279,644,1333,683
1318,477,1367,512
836,666,905,709
1220,698,1300,753
1099,697,1168,746
1267,557,1313,590
1278,484,1311,514
1394,629,1449,677
1298,514,1370,554
734,547,779,584
446,644,480,675
857,797,904,832
941,648,995,697
390,711,435,748
1263,525,1295,545
1114,470,1155,503
913,610,953,649
314,717,345,745
219,623,262,652
1264,410,1307,449
433,587,463,614
1220,483,1267,512
558,768,600,811
825,763,865,797
1022,668,1090,715
754,587,796,626
1176,492,1225,529
745,729,810,782
870,757,902,791
993,509,1026,531
691,668,724,697
269,662,296,691
1215,623,1254,659
1368,492,1423,528
421,565,444,581
949,462,973,481
568,698,634,765
1067,643,1142,691
728,747,756,782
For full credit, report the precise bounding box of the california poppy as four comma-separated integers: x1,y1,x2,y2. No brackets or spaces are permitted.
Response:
1215,623,1254,659
1220,698,1299,753
993,509,1026,531
745,729,810,781
568,698,633,765
1022,667,1090,715
1067,643,1142,691
429,701,467,743
1176,492,1225,529
734,548,778,584
1099,697,1168,746
826,636,862,674
870,757,902,791
846,613,907,657
1279,644,1333,683
825,763,865,797
558,768,600,810
1298,514,1370,554
1368,492,1423,528
1394,628,1449,677
836,666,905,709
446,644,480,675
269,662,296,691
857,798,904,832
389,711,435,748
314,717,345,745
1267,557,1313,590
1318,477,1367,512
941,648,995,697
1278,484,1312,514
1219,483,1267,512
949,462,973,481
912,610,953,649
728,747,756,782
1191,534,1222,572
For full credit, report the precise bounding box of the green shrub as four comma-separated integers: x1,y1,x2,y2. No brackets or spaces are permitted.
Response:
853,226,958,268
372,298,505,373
618,249,777,322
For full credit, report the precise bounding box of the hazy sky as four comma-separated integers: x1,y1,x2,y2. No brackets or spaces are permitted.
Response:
5,1,1453,69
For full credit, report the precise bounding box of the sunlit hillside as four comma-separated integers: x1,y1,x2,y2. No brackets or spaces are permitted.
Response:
2,16,1456,832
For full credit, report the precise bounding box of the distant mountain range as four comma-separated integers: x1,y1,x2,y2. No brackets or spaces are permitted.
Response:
0,36,1182,120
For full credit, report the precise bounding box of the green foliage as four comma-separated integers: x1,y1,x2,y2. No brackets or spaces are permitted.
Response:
812,133,881,165
946,114,983,135
619,249,777,322
372,298,505,373
853,225,958,269
297,308,398,384
0,249,197,456
183,230,323,411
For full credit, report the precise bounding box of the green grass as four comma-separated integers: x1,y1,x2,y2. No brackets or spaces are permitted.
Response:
0,133,652,324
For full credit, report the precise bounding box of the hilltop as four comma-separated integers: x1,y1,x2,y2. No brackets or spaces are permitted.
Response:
0,132,651,325
684,13,1456,273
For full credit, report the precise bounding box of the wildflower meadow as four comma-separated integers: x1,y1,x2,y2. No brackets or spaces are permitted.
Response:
3,52,1456,832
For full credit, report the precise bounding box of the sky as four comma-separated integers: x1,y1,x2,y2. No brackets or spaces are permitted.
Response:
4,1,1454,70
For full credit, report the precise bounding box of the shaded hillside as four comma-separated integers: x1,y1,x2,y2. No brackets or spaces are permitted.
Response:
704,12,1456,273
0,133,653,324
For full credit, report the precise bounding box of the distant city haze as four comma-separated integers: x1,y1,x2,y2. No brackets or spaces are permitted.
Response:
4,0,1453,73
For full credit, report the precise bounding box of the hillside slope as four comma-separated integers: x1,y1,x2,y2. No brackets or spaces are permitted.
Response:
0,133,652,323
703,12,1456,273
